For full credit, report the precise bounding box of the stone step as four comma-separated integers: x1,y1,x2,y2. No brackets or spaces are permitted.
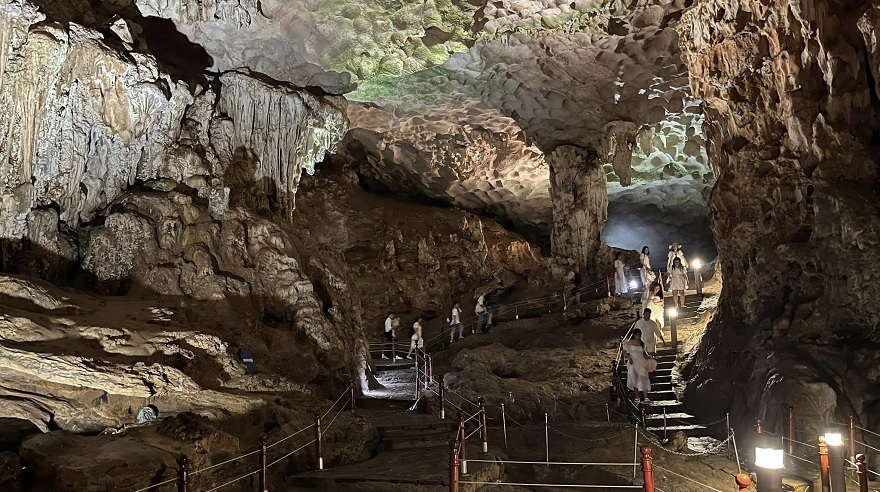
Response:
646,390,676,400
355,397,417,410
646,424,710,437
373,361,416,372
643,412,697,421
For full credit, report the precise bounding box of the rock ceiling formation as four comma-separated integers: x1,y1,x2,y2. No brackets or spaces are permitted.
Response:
3,0,880,487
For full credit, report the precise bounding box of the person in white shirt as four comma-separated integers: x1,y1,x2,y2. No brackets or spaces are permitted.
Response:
449,303,464,342
666,243,688,271
382,314,400,359
635,308,664,353
639,246,654,287
406,318,424,359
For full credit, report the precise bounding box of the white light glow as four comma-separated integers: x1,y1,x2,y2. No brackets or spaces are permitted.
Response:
825,433,844,446
629,280,638,289
668,308,678,318
754,447,784,469
692,259,702,269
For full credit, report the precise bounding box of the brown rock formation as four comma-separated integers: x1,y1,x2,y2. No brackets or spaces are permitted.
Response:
678,0,880,433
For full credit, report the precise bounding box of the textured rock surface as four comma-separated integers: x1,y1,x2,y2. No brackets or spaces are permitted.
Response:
678,0,880,436
548,145,609,276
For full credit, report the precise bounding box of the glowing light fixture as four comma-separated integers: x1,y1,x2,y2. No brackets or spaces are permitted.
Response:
629,280,638,289
668,308,678,318
754,447,784,469
692,259,702,269
825,432,843,447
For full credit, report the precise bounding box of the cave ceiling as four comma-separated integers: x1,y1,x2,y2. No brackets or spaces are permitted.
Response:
28,0,713,239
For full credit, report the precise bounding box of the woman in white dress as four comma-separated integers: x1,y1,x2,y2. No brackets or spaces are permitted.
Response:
639,246,653,287
624,329,652,402
669,256,688,308
613,253,627,295
643,282,665,329
666,243,688,272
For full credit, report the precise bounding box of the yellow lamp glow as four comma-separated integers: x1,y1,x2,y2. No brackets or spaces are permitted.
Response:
692,259,702,269
755,447,784,469
825,432,843,446
668,308,678,318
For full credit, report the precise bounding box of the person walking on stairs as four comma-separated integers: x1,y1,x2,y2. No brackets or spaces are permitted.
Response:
639,246,654,287
382,314,400,359
449,303,464,342
641,282,665,329
669,256,688,308
635,308,664,354
406,318,424,359
624,329,654,402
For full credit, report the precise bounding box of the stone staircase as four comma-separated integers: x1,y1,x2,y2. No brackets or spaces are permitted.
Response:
616,294,712,438
291,362,501,489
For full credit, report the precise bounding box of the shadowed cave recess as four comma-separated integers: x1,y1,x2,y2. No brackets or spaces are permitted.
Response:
0,0,879,490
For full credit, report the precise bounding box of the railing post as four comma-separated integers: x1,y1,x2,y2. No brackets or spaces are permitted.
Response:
259,434,268,492
786,406,795,456
735,473,751,491
501,402,508,452
755,418,763,434
850,415,857,461
415,350,422,397
449,441,461,492
544,412,550,466
314,412,324,470
458,413,468,475
428,354,434,383
606,275,612,297
439,375,446,419
392,337,396,360
857,454,869,492
479,397,488,454
176,455,188,492
349,375,356,411
606,403,610,422
818,435,831,492
640,406,646,428
640,446,655,492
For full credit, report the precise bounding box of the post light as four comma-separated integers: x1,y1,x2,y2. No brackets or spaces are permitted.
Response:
667,308,678,348
692,258,703,295
825,432,847,492
754,445,784,492
629,280,639,290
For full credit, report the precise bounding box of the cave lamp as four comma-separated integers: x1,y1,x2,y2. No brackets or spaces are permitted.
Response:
824,432,847,492
754,445,784,492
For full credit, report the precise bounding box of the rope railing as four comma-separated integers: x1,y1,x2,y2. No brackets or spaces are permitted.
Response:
654,465,724,492
132,382,354,492
457,482,643,488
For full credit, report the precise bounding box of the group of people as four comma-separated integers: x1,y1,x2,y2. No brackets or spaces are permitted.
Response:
381,293,497,360
618,243,690,402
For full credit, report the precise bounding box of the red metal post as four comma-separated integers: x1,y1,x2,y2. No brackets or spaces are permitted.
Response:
787,406,795,455
448,441,460,492
439,374,446,420
176,455,188,492
640,446,655,492
818,435,830,492
458,413,468,475
857,454,869,492
735,473,751,491
479,397,488,454
314,412,324,470
850,415,857,461
259,434,268,492
392,337,396,360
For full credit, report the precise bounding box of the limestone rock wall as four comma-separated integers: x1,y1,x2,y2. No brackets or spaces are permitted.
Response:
678,0,880,434
548,145,609,276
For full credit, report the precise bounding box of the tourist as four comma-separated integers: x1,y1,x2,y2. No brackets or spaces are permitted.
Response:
641,282,665,329
406,318,424,359
635,308,664,353
666,243,688,271
624,329,652,402
449,303,464,342
474,294,487,333
669,256,688,308
382,314,400,359
613,253,627,295
639,246,654,287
